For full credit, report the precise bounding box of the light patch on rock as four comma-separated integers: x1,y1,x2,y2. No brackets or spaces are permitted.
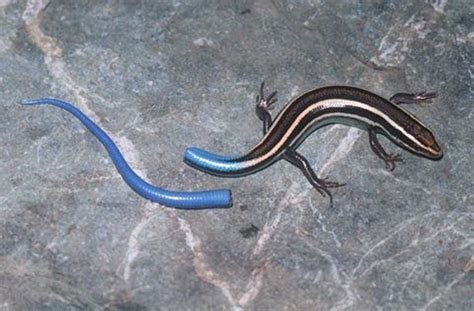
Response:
0,0,13,53
193,37,215,47
0,37,12,54
456,32,474,44
289,85,301,98
426,0,448,14
371,14,437,67
0,0,11,11
115,136,147,177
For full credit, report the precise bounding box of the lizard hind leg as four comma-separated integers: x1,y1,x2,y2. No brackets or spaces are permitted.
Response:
283,149,345,208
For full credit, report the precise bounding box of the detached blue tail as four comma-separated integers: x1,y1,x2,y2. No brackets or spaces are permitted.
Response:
20,98,232,209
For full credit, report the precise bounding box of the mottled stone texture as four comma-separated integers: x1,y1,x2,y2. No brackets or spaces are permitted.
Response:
0,0,472,310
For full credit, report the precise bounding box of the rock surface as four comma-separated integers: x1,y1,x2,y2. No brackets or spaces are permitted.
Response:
0,0,472,309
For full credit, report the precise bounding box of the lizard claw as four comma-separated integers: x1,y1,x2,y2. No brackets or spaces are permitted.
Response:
413,91,438,103
385,153,403,171
319,176,346,188
256,81,278,112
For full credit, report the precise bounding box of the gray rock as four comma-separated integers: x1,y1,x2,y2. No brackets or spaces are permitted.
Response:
1,0,472,309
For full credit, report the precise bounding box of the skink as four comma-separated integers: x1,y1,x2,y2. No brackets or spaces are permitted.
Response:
20,98,232,209
184,83,443,206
